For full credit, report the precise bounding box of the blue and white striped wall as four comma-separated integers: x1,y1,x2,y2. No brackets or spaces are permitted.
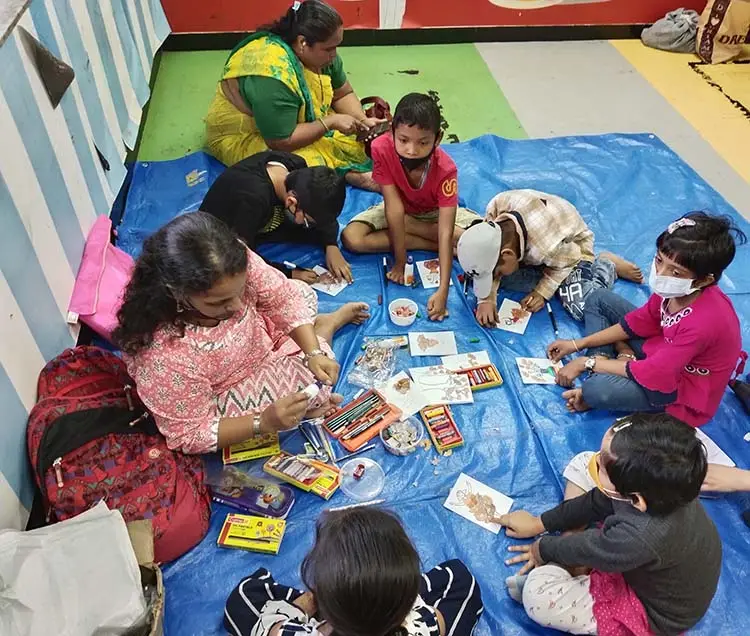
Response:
0,0,169,529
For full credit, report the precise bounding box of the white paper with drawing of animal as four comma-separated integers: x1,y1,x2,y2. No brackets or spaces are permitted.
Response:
408,331,458,357
516,357,562,385
444,473,513,534
378,371,429,418
416,259,453,289
495,299,531,334
310,266,348,296
441,351,491,372
409,365,473,405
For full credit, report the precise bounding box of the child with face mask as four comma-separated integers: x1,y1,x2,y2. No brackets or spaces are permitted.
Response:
547,212,746,423
497,413,721,635
341,93,480,321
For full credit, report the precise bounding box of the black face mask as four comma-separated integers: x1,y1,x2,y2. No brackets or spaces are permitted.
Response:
398,145,436,172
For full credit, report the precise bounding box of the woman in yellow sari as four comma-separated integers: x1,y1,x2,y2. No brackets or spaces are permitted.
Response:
205,0,382,191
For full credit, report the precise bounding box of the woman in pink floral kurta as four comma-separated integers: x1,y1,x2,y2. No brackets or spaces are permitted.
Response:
114,212,368,454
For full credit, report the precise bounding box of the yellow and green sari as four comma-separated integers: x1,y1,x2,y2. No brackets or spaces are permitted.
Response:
205,33,370,173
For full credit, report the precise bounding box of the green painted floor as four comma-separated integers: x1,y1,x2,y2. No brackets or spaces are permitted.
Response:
137,44,526,161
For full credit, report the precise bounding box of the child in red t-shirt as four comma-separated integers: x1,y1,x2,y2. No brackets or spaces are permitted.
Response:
342,93,479,320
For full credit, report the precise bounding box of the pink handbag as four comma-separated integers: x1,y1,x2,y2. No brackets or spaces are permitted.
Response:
68,215,134,342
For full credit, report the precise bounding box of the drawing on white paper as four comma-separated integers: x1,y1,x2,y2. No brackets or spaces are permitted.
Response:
408,331,458,357
496,299,531,335
516,357,562,385
416,259,453,289
695,429,735,467
311,266,348,296
379,371,429,418
444,473,514,534
441,351,491,372
409,365,473,405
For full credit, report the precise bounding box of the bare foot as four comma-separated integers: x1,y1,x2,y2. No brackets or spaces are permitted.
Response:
314,302,370,343
306,393,344,418
345,171,381,193
562,388,591,413
601,251,643,283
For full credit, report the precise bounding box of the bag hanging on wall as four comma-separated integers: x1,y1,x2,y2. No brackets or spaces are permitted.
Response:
27,346,211,563
68,214,134,342
696,0,750,63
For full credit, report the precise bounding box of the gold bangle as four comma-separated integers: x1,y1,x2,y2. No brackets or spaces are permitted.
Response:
318,117,329,132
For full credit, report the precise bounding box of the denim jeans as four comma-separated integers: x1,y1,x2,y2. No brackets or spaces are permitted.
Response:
500,257,616,321
579,289,663,413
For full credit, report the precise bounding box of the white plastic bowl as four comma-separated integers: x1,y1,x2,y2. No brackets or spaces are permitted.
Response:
389,298,418,326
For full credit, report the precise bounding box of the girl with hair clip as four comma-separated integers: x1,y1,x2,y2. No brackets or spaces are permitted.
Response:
547,212,746,425
205,0,384,191
498,413,721,635
224,507,484,636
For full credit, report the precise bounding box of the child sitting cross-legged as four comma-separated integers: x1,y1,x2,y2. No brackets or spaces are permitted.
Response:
498,413,721,635
342,93,480,321
224,506,484,636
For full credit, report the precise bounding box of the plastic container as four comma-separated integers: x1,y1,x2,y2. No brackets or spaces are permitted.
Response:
340,458,385,501
389,298,418,327
380,417,424,456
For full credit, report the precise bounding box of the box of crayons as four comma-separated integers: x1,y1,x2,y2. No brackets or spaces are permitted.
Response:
217,513,286,554
322,389,402,452
263,451,340,500
454,364,503,391
420,404,464,454
223,433,281,464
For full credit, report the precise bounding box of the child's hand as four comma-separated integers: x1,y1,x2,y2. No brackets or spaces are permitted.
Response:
505,539,544,575
326,247,353,283
495,511,545,538
547,339,578,362
475,301,498,327
387,262,406,285
520,291,545,313
427,290,449,321
291,269,320,285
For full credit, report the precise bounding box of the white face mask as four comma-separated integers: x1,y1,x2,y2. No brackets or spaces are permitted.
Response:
648,259,696,299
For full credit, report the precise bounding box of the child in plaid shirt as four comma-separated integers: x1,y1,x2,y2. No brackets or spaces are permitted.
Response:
456,189,642,326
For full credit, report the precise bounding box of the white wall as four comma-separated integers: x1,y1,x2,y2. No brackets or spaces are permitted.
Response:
0,0,169,529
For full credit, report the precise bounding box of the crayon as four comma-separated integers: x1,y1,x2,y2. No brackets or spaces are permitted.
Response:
469,337,480,343
423,406,446,418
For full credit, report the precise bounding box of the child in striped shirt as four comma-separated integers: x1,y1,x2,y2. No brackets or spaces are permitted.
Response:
456,189,642,326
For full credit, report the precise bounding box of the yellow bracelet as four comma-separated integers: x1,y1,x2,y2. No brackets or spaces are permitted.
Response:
319,118,329,132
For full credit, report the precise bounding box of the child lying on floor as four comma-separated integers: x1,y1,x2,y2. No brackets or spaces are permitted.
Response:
548,212,745,421
456,189,642,326
224,507,483,636
342,93,480,321
498,413,721,635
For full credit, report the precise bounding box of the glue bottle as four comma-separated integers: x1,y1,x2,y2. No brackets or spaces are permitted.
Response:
406,255,415,287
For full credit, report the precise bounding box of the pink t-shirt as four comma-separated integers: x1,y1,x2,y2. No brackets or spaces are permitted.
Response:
622,285,743,426
371,133,459,215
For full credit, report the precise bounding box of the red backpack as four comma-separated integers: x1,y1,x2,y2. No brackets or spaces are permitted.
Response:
27,346,211,562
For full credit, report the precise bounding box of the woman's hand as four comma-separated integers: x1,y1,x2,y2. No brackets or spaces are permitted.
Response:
307,354,340,386
556,357,586,388
547,339,579,362
362,116,388,130
505,540,544,575
261,393,310,431
494,510,545,539
476,301,498,327
325,114,367,136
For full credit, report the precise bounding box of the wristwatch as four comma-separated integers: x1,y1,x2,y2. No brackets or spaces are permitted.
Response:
584,356,597,372
303,348,326,367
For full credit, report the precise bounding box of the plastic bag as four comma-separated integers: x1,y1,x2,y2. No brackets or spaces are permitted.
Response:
347,339,401,389
641,9,699,53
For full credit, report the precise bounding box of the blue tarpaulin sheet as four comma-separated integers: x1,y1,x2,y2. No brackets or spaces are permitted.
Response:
117,134,750,635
